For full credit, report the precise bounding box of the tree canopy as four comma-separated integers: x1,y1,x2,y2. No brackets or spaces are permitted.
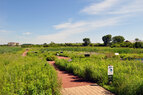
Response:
112,36,125,43
83,38,91,46
102,34,112,46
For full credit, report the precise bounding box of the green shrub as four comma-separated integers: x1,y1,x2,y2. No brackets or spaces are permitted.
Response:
0,53,61,95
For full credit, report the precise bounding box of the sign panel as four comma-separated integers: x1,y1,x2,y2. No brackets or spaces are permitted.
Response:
108,66,113,75
115,53,119,55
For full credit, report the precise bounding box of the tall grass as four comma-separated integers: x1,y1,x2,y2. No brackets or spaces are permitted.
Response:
0,53,61,95
0,47,22,54
55,53,143,95
42,47,143,54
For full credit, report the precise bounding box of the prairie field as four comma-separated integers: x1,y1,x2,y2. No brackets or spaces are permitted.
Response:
41,47,143,95
1,46,143,95
0,47,61,95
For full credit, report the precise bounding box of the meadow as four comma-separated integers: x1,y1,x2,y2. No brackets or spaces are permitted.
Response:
39,47,143,95
0,47,22,54
0,47,61,95
1,46,143,95
41,46,143,54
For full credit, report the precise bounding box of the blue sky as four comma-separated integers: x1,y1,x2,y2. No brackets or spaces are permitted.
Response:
0,0,143,44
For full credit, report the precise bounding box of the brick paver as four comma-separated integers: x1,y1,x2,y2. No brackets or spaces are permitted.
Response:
22,49,29,56
62,85,114,95
48,56,114,95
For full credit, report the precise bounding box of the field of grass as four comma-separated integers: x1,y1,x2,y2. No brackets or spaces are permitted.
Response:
42,47,143,54
0,47,22,54
50,49,143,95
0,47,61,95
1,46,143,95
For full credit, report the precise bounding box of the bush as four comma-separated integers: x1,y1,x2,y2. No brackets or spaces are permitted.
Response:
134,42,143,48
46,55,56,61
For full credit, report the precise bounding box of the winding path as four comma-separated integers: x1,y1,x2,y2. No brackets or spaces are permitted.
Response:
22,49,29,56
48,56,114,95
22,50,114,95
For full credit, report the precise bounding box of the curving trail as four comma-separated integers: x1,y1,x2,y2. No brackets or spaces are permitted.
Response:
48,56,114,95
22,49,29,56
48,56,93,88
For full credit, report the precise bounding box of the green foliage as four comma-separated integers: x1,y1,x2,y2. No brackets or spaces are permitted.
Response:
46,55,56,61
120,54,143,60
134,42,143,48
41,47,143,54
0,53,61,95
55,52,143,95
102,34,112,46
120,42,133,48
0,47,22,54
83,38,91,46
111,43,121,48
112,36,125,43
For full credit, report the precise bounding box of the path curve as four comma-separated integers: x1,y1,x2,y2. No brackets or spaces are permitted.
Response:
22,49,29,56
48,56,114,95
48,56,93,88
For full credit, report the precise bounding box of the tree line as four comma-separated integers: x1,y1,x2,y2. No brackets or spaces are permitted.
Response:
102,34,143,48
6,34,142,48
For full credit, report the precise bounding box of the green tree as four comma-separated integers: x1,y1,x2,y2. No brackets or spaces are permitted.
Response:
134,42,143,48
43,43,48,47
102,34,112,46
83,38,91,46
49,41,56,47
135,38,140,42
112,36,125,43
120,41,133,48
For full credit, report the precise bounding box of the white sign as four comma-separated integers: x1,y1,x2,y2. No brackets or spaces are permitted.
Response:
115,53,119,55
108,66,113,75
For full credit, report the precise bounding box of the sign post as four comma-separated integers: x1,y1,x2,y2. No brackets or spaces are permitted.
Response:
108,65,113,84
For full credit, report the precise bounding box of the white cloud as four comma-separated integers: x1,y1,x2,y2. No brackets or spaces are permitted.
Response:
81,0,143,15
53,23,71,29
37,17,122,43
53,21,87,30
24,0,143,44
22,32,32,35
81,0,119,15
109,0,143,14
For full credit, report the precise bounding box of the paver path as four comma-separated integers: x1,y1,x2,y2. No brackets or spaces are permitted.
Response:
22,49,29,56
48,56,114,95
62,85,114,95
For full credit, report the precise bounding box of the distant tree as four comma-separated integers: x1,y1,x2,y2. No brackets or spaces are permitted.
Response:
83,38,91,46
49,41,56,47
43,43,48,47
102,34,112,46
112,36,125,43
134,42,143,48
135,38,140,42
120,42,133,48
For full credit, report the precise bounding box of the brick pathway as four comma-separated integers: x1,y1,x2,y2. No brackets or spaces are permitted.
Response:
62,85,114,95
22,49,29,56
48,56,114,95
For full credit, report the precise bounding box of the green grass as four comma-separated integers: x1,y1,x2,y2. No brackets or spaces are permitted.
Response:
0,47,22,54
1,46,143,95
54,51,143,95
0,52,61,95
41,47,143,54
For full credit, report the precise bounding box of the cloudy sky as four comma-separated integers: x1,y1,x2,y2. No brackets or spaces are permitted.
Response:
0,0,143,44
